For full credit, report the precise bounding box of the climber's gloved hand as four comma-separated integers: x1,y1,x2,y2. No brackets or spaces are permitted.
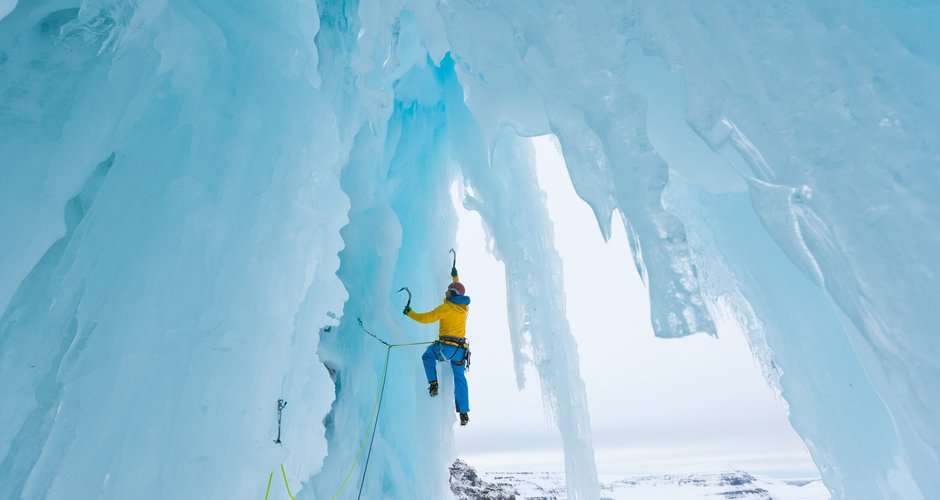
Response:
403,305,412,315
451,266,458,278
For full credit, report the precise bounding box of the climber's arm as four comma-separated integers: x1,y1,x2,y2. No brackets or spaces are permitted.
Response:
407,303,447,324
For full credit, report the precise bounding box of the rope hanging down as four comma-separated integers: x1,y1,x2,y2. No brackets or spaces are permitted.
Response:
331,319,434,499
264,464,295,500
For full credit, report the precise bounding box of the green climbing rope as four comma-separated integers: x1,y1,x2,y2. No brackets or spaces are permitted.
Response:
281,464,295,500
331,337,434,499
262,319,432,500
331,347,391,499
263,464,296,500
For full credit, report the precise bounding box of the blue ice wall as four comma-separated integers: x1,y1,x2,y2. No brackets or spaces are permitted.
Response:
2,0,938,499
0,1,345,498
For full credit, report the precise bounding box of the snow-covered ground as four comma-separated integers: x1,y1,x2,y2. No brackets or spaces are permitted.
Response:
451,460,828,499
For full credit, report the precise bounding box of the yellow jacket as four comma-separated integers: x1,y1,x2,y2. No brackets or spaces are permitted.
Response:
406,276,470,340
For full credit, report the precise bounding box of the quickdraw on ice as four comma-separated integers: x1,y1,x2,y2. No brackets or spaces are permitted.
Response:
274,399,287,444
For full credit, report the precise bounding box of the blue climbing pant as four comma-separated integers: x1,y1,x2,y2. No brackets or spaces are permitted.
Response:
422,342,469,413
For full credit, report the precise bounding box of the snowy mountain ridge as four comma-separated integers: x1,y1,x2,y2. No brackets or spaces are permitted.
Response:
450,460,828,500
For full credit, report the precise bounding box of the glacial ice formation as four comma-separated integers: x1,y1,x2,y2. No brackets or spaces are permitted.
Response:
1,1,937,499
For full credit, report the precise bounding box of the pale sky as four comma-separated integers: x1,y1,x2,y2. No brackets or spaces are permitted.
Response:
447,42,820,480
451,135,818,479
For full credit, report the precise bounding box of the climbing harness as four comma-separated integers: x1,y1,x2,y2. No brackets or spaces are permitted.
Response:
330,319,434,500
439,336,468,349
432,341,459,362
274,399,287,444
440,337,470,371
433,336,471,370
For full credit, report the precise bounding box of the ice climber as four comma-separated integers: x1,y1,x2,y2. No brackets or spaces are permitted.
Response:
403,265,472,426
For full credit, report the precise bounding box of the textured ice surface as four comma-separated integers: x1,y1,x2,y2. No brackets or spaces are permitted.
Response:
0,1,344,498
1,0,938,499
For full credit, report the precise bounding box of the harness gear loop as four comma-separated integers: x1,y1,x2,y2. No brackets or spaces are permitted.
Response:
451,350,471,371
438,336,467,347
435,336,470,367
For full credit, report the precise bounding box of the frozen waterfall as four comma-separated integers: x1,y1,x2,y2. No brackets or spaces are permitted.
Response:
1,1,938,499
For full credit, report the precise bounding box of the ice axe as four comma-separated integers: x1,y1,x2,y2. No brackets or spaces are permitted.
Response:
397,287,412,309
449,248,457,269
